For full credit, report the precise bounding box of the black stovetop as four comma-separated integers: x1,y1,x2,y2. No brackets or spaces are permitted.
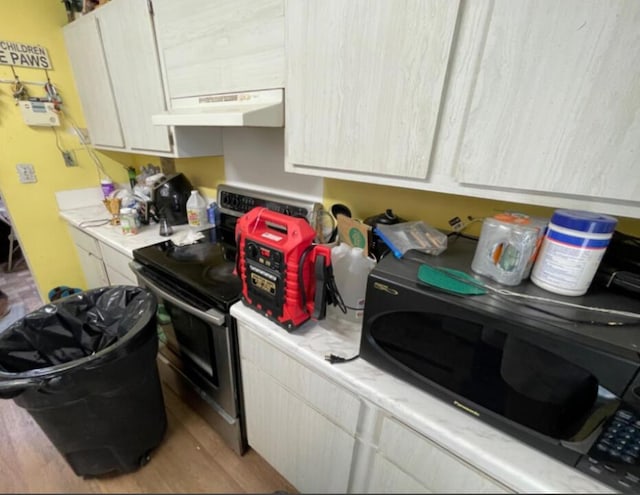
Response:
132,227,242,312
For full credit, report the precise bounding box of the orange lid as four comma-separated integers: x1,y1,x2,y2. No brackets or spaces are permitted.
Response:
493,212,531,225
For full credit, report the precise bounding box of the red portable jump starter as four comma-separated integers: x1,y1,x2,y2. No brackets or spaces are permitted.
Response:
235,207,332,330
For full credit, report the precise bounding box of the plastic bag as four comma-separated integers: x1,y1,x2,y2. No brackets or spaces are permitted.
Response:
375,221,448,258
0,286,155,373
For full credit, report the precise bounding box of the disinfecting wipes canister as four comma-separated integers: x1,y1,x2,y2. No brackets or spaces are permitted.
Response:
531,210,617,296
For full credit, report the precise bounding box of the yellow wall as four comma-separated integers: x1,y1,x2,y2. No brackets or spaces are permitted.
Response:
133,154,225,200
324,179,640,237
0,1,133,299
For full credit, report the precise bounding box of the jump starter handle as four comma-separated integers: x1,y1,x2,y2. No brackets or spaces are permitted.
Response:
307,245,332,320
313,253,328,320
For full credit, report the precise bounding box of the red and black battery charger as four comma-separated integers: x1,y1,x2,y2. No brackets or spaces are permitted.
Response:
235,207,335,330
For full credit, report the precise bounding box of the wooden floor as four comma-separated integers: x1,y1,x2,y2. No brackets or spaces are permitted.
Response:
0,260,295,493
0,381,296,493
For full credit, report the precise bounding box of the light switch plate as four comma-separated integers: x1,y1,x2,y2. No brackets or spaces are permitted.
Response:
16,163,37,183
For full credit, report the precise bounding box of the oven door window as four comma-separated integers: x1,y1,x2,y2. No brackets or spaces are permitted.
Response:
163,301,219,388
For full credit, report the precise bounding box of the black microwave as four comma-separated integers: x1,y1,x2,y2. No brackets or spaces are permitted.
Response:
360,236,640,492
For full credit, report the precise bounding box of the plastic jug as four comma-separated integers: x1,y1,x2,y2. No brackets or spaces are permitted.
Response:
332,246,376,322
186,190,207,227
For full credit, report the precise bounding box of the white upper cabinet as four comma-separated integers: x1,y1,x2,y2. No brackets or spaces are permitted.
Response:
284,1,640,218
456,0,640,202
152,0,285,101
96,0,171,153
63,0,223,157
285,0,460,178
63,16,124,149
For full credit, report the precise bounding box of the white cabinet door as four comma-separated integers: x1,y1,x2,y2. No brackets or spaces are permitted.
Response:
369,455,432,494
152,0,285,100
100,242,136,286
67,226,110,289
457,0,640,202
63,15,124,149
238,321,359,493
106,268,137,286
241,358,356,494
285,0,460,178
97,0,171,153
98,242,136,286
74,246,109,290
372,417,513,494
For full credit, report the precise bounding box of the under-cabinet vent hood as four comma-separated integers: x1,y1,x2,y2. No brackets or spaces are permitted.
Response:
152,89,283,127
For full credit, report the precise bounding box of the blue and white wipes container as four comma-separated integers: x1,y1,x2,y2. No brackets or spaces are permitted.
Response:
531,209,617,296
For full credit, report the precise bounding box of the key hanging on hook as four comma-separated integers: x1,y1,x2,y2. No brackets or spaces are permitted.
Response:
43,69,62,106
10,66,28,105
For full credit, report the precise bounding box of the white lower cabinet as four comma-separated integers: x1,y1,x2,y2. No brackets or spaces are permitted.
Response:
67,225,137,289
369,454,432,494
371,417,512,494
241,359,356,493
238,321,359,493
236,317,516,494
73,244,110,290
68,225,110,289
99,242,137,286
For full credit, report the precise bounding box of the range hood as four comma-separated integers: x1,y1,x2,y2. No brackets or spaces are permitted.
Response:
152,89,283,127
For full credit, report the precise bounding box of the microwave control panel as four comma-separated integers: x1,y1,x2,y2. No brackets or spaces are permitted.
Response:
576,408,640,492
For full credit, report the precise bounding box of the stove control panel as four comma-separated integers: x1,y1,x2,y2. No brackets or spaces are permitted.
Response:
217,184,322,225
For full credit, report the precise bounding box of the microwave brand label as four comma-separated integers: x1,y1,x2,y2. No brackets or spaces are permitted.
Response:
373,282,399,295
453,400,480,417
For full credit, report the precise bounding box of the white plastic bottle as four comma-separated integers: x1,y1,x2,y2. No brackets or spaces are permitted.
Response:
186,190,207,227
335,247,376,322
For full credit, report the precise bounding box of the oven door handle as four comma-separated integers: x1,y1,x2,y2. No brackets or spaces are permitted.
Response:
130,262,226,327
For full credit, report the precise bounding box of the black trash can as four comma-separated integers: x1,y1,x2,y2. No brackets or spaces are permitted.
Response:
0,286,167,477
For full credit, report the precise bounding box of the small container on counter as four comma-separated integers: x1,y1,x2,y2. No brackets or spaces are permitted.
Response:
120,207,140,235
531,209,617,296
207,202,220,227
100,178,115,198
471,213,548,286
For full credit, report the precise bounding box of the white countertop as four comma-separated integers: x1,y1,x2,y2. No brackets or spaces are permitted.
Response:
230,302,614,494
59,204,207,258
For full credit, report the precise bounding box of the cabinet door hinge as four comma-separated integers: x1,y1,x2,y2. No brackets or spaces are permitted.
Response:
147,0,154,16
168,130,174,147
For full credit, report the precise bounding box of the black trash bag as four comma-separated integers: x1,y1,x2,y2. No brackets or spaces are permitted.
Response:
0,286,155,373
0,285,165,477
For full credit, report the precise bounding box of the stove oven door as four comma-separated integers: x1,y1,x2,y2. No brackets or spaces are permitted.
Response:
131,265,243,449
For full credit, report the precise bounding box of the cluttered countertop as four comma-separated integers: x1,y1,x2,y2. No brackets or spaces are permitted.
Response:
56,173,212,258
58,203,203,258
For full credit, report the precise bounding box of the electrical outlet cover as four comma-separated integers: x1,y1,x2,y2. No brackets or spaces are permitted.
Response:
16,163,37,183
62,151,76,166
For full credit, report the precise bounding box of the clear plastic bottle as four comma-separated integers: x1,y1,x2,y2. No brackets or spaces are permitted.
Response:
327,243,351,320
333,246,376,322
186,190,207,227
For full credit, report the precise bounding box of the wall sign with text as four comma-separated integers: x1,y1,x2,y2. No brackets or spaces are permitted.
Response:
0,40,52,69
